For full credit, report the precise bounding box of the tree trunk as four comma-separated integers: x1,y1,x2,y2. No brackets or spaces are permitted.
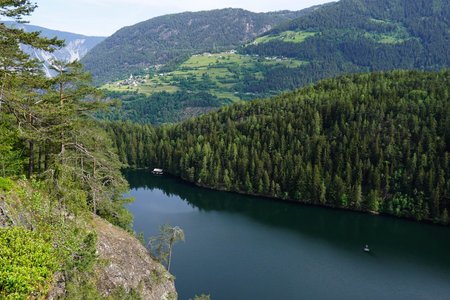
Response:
92,159,96,213
167,244,173,272
27,113,34,178
38,145,42,173
44,151,49,171
93,191,96,214
0,73,5,112
59,72,65,155
28,140,34,179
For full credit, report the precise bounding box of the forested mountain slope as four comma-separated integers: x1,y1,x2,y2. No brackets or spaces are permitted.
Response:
242,0,450,89
82,8,312,84
106,70,450,224
99,0,449,125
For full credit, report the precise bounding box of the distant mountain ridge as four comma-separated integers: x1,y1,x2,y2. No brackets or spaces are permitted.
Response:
98,1,449,125
242,0,450,86
4,22,105,76
82,8,313,84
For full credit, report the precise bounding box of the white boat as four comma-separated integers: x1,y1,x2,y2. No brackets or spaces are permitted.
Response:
363,245,370,252
152,168,164,175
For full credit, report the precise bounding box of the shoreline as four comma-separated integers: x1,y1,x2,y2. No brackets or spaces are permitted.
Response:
125,168,449,228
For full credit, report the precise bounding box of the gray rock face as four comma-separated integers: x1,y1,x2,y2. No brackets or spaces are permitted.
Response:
93,217,177,300
3,22,105,76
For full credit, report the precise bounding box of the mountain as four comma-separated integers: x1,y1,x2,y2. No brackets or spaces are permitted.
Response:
106,70,450,225
82,8,313,84
99,51,307,124
241,0,450,87
4,22,105,76
99,0,449,125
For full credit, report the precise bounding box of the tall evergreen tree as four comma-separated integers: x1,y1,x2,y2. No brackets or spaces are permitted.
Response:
106,70,450,224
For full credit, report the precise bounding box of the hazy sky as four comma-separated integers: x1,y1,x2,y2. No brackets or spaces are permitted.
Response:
26,0,334,36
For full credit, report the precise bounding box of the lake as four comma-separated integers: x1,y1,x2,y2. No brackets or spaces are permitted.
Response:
124,170,450,300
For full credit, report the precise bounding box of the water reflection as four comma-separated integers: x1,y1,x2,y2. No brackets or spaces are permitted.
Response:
124,169,450,274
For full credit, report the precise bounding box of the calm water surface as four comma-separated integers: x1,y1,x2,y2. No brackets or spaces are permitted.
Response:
125,170,450,300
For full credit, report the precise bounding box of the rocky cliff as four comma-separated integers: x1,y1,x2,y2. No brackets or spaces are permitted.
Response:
3,22,105,76
92,216,177,299
1,183,176,299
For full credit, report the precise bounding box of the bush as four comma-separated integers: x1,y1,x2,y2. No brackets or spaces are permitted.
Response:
0,177,13,192
0,227,57,299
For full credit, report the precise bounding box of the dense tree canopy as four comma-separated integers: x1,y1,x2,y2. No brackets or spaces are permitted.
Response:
241,0,449,92
106,70,450,224
101,90,224,124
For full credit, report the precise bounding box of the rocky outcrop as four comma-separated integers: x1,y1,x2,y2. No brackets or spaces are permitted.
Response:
0,198,12,227
1,180,176,299
92,216,177,300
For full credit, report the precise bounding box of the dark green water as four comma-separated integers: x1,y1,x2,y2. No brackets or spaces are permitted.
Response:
125,170,450,300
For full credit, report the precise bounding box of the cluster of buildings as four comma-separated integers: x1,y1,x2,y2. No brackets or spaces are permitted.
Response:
116,74,146,87
192,50,237,58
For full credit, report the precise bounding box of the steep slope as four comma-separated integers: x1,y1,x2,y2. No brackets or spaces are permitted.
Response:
107,70,450,224
4,22,105,76
82,8,311,84
0,179,176,299
92,216,177,299
99,1,449,125
242,0,450,88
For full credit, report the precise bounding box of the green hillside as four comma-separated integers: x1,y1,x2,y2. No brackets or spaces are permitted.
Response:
99,0,449,124
106,70,450,224
242,0,450,86
252,30,317,44
82,8,311,84
100,51,307,123
103,51,305,101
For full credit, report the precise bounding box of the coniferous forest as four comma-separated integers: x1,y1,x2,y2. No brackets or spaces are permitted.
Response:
1,0,450,298
106,70,450,224
0,3,138,298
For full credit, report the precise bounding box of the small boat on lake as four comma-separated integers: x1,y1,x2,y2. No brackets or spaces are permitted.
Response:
152,168,164,175
363,244,370,252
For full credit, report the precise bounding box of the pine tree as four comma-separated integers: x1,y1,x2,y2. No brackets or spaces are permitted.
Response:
0,0,63,178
